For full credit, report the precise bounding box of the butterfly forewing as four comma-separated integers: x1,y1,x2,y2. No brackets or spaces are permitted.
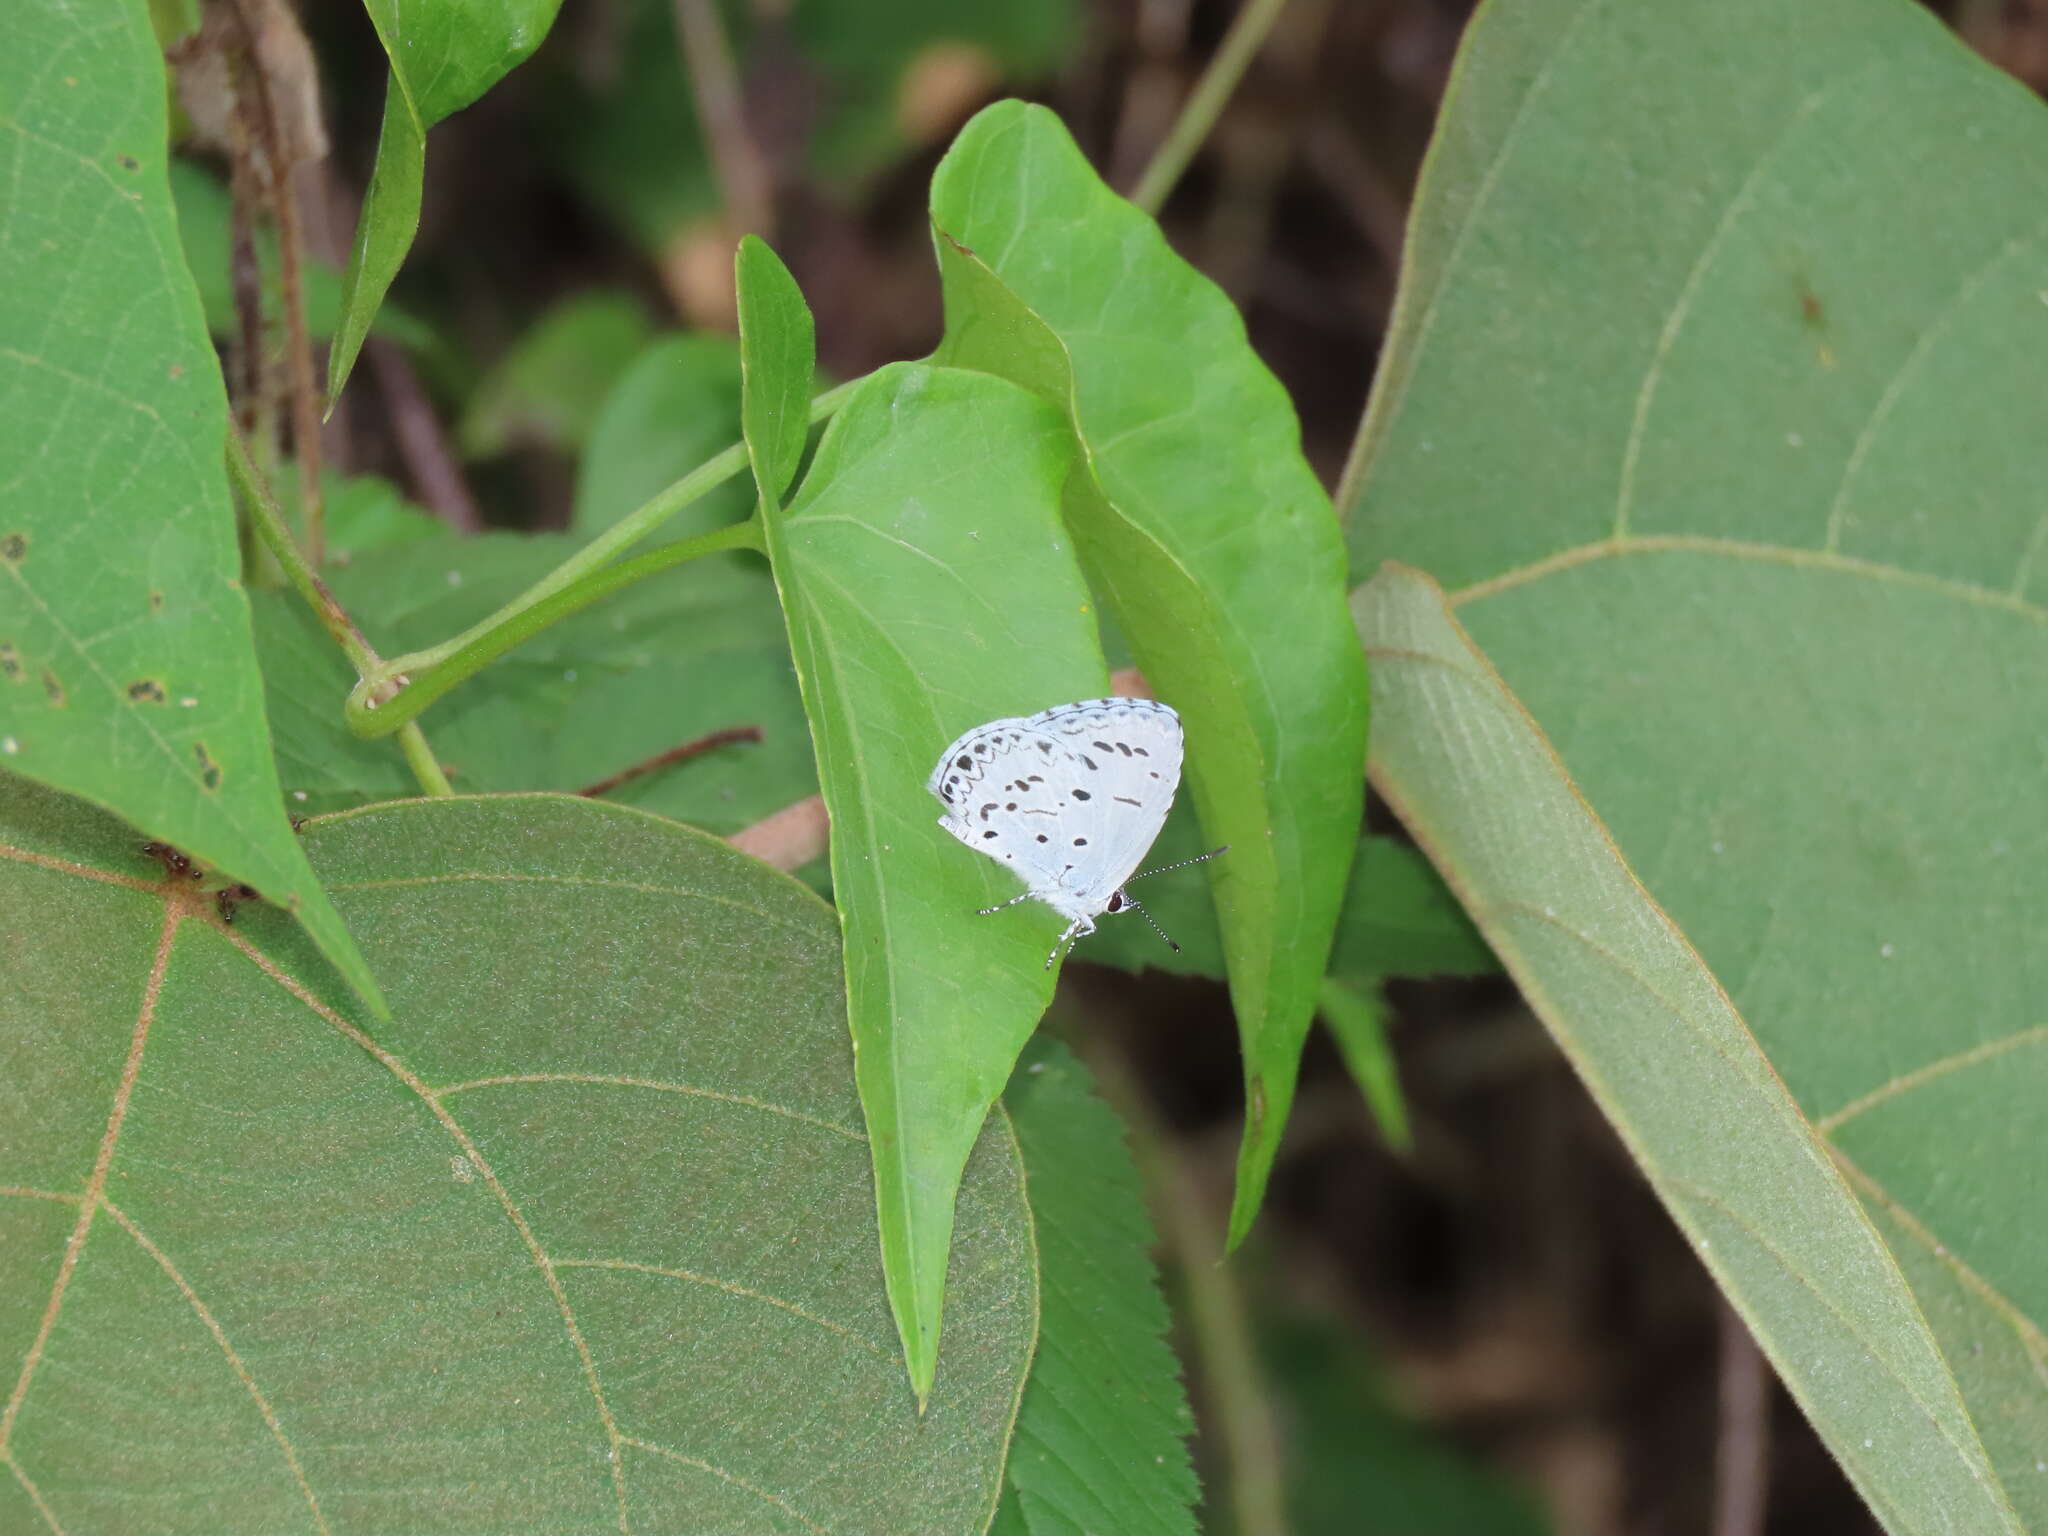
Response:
931,699,1184,922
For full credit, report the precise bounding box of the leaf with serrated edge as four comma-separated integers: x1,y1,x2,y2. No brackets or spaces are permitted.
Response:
1002,1037,1198,1535
0,0,382,1016
0,781,1034,1532
1354,564,2015,1535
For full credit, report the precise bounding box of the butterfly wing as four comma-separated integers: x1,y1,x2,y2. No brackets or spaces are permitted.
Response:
929,699,1184,923
1028,699,1183,910
930,712,1086,913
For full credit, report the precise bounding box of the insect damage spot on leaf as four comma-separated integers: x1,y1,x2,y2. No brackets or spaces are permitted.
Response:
41,669,64,707
149,590,165,612
117,153,138,171
194,741,222,790
0,643,19,681
126,678,167,704
1,532,26,564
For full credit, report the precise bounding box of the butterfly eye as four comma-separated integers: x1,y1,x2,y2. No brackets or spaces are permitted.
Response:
1105,892,1125,912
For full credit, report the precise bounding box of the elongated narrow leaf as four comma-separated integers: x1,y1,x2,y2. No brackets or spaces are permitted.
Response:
736,238,816,507
329,0,565,399
930,103,1370,1249
0,780,1034,1532
1002,1037,1198,1535
0,0,381,1015
760,361,1097,1404
1354,565,2014,1534
1343,0,2048,1520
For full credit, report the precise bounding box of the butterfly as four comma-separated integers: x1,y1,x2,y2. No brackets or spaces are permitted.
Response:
928,697,1226,968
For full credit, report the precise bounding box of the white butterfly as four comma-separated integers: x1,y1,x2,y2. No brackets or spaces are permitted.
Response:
929,697,1226,968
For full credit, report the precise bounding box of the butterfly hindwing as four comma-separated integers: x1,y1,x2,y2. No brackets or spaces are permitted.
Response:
931,699,1184,925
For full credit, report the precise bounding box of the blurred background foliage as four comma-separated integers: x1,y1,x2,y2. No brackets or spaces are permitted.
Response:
158,0,2048,1530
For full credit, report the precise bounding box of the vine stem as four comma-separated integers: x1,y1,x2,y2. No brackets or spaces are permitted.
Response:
343,377,859,739
226,427,451,796
347,515,766,737
1129,0,1296,216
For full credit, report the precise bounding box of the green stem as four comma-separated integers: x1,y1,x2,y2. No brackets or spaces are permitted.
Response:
228,428,452,797
347,516,767,737
229,426,378,677
346,377,860,738
1130,0,1295,215
397,723,454,796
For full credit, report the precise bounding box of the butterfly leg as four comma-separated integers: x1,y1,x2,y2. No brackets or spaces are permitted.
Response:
1043,915,1095,970
976,890,1038,917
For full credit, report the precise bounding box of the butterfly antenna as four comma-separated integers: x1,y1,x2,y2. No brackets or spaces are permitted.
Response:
1117,893,1182,955
1124,844,1230,884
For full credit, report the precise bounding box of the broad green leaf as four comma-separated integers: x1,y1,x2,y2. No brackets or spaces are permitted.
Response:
1343,0,2048,1520
0,779,1034,1532
0,0,381,1016
166,160,431,350
735,238,816,507
1001,1037,1198,1536
575,337,749,539
1352,565,2015,1534
930,102,1370,1251
759,360,1098,1404
458,292,654,460
329,0,566,401
252,535,814,834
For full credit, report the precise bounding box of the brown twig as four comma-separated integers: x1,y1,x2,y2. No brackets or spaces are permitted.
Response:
368,337,485,532
728,795,829,871
1712,1295,1772,1536
672,0,775,239
576,726,763,799
223,0,325,565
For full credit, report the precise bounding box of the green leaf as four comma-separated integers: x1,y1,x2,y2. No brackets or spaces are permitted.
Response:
0,779,1035,1532
1001,1037,1198,1536
1343,0,2048,1521
458,292,655,460
329,0,566,401
253,535,814,834
1317,978,1410,1154
759,360,1098,1404
575,337,749,539
0,0,381,1016
736,238,816,507
1352,565,2015,1534
930,102,1370,1252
